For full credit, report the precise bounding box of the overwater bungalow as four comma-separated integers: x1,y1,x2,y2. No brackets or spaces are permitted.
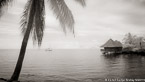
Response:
100,39,122,55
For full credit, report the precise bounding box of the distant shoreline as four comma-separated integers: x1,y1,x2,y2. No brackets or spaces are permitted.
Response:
122,50,145,55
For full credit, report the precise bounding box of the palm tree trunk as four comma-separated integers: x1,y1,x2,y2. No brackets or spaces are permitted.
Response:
9,26,31,82
9,1,36,81
9,23,33,81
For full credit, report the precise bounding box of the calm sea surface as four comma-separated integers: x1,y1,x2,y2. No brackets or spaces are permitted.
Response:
0,49,145,82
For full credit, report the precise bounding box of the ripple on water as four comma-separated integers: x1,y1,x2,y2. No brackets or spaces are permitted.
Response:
1,50,145,82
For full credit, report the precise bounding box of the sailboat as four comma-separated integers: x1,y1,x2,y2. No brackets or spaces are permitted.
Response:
45,48,52,51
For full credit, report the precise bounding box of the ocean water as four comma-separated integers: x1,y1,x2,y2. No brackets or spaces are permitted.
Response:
0,49,145,82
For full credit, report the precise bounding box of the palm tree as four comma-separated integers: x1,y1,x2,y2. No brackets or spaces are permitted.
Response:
123,33,136,48
0,0,86,82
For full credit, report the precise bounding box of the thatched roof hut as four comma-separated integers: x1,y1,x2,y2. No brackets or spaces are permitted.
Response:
101,39,122,48
101,39,122,53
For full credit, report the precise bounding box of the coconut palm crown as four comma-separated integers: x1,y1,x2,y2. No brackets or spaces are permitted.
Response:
0,0,86,82
1,0,86,45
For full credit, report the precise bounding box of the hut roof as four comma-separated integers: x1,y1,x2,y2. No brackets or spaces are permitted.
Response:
114,40,122,47
101,39,122,47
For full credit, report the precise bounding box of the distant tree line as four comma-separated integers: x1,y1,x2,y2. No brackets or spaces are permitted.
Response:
122,33,145,51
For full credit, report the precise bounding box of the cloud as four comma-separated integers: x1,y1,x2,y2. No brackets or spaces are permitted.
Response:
0,0,145,49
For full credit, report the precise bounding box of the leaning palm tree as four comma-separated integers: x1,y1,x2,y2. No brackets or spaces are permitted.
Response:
0,0,86,82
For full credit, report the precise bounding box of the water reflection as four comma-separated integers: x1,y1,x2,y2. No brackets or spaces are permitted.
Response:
1,50,145,82
102,54,145,79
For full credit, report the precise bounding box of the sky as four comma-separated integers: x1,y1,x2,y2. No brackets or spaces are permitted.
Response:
0,0,145,49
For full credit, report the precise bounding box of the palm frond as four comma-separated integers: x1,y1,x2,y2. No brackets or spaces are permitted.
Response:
75,0,86,6
33,0,45,46
21,0,45,46
0,0,13,17
20,0,32,35
49,0,75,33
